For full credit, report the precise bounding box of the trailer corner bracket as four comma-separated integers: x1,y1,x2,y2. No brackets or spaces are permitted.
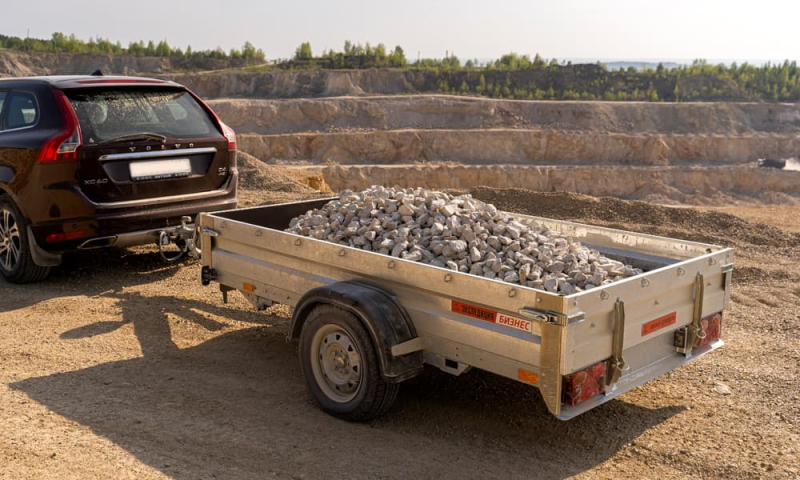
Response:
538,320,566,416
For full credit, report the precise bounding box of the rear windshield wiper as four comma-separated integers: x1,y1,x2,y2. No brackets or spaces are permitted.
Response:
96,133,167,146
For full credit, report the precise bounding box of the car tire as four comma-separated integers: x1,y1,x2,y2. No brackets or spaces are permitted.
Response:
299,305,399,422
0,196,51,284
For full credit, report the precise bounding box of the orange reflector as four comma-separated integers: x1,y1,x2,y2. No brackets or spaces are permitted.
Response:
518,368,538,385
243,283,255,292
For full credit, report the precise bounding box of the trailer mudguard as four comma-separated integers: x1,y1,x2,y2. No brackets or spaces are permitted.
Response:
289,281,424,383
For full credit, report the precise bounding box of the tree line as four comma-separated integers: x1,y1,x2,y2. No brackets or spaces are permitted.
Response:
282,43,800,102
0,32,265,63
3,31,800,102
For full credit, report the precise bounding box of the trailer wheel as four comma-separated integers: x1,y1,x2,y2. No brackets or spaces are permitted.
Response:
299,305,399,421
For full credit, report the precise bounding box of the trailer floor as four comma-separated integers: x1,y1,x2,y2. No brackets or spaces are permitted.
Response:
1,189,797,479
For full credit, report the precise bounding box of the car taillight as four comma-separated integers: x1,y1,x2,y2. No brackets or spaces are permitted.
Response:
184,88,236,152
221,122,236,151
563,360,606,406
38,90,82,163
695,313,722,348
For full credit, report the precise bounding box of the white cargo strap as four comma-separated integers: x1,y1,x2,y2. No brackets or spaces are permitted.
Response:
608,298,627,386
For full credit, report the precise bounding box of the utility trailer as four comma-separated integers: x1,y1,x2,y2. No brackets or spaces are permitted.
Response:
198,198,733,421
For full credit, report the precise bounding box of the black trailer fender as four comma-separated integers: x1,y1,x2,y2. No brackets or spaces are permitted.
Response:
289,281,424,383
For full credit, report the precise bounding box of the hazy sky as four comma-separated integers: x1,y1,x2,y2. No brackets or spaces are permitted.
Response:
3,0,798,63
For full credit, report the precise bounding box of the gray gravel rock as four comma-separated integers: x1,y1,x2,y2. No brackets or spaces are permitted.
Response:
286,186,643,294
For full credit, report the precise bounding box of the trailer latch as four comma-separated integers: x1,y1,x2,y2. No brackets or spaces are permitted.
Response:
607,298,627,386
201,226,220,237
517,308,570,326
677,273,705,357
201,266,218,286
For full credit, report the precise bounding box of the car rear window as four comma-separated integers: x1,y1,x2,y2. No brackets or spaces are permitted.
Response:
65,88,220,144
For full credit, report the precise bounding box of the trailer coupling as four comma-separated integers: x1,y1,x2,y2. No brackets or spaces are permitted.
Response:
156,216,201,262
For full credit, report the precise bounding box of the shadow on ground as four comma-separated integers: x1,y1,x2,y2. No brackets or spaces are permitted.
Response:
11,291,684,479
0,247,188,313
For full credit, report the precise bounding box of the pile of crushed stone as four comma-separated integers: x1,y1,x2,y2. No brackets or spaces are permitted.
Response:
237,152,318,193
287,186,642,294
466,188,800,249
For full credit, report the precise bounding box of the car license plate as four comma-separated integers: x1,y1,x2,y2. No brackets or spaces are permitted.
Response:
129,158,191,181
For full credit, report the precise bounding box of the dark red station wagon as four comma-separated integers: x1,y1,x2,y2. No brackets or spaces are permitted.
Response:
0,75,238,283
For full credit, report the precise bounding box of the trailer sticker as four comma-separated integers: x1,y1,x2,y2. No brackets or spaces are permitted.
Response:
451,301,496,322
496,314,533,334
451,301,533,334
642,312,677,336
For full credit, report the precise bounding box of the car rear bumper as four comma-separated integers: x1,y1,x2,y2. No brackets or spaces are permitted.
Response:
29,173,237,257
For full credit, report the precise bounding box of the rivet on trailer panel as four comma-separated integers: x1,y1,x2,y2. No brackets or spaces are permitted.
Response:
338,249,346,257
294,239,302,246
387,260,396,269
444,274,452,283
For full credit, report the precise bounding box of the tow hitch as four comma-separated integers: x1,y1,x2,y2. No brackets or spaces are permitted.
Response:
156,216,201,262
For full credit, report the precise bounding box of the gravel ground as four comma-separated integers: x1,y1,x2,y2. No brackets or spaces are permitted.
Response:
1,188,798,479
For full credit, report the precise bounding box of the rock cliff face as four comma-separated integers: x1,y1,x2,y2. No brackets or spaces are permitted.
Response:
238,130,800,166
209,95,800,166
208,96,800,135
164,70,436,99
0,51,249,77
287,165,800,206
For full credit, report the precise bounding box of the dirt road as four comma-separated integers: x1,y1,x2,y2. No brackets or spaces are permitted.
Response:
1,190,798,479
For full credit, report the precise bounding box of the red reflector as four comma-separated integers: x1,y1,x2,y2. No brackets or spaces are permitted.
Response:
695,313,722,348
563,361,606,406
45,231,85,243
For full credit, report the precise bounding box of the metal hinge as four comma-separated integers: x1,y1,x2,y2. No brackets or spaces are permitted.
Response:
721,264,733,295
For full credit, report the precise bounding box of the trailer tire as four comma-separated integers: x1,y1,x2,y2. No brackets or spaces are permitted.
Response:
299,304,399,421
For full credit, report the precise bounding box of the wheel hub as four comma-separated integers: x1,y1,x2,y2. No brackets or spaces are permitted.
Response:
0,207,21,271
313,326,363,402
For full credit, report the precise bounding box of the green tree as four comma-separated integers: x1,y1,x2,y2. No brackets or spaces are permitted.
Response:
476,74,486,95
155,40,171,57
294,42,313,61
